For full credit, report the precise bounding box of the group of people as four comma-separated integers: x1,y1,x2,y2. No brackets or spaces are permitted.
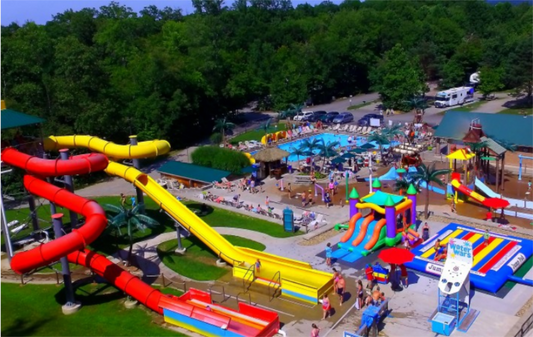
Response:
238,176,262,194
119,193,137,208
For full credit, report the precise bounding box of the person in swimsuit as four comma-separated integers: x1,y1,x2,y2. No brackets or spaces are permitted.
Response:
400,264,408,288
332,268,339,293
356,279,364,310
337,275,346,306
328,180,335,195
301,192,307,207
255,259,261,274
321,294,331,319
325,243,332,267
422,222,430,241
483,229,490,246
311,323,320,337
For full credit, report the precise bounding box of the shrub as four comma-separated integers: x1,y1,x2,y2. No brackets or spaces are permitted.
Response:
210,132,223,144
191,146,250,174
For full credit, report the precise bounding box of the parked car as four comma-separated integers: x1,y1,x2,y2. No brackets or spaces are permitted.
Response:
293,110,314,121
321,111,339,123
358,113,384,126
306,110,327,122
332,112,354,124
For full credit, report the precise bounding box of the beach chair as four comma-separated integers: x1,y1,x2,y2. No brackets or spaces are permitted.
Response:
349,125,356,133
355,126,362,133
332,124,340,131
340,124,348,132
306,214,327,232
361,127,370,135
244,141,255,149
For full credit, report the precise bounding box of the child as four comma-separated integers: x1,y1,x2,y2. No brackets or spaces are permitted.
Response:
301,192,307,207
265,196,270,208
400,264,408,288
325,243,332,267
422,222,430,241
130,196,136,207
311,323,320,337
287,183,292,199
255,259,261,274
321,294,331,319
120,193,126,207
484,229,490,246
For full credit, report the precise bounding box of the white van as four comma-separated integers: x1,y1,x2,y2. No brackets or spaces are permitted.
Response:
293,111,314,121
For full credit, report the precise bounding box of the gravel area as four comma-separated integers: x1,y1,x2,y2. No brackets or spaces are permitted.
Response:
298,228,340,246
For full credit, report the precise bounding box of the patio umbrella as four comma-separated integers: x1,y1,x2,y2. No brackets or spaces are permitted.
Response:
484,198,510,209
253,147,290,162
330,156,346,164
350,148,367,154
377,247,415,265
361,143,376,150
341,152,357,159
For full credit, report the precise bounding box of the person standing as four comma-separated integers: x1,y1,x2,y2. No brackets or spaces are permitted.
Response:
337,275,346,306
400,264,408,288
332,268,340,293
255,259,261,274
422,222,430,241
529,180,532,192
308,189,314,206
325,243,332,267
120,193,126,207
322,294,331,319
451,198,456,213
265,196,270,208
356,279,364,310
301,191,307,207
483,229,490,246
130,196,136,208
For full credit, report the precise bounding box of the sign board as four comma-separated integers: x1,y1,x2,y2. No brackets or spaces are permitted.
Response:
426,262,444,275
507,253,526,273
448,239,473,266
370,118,381,127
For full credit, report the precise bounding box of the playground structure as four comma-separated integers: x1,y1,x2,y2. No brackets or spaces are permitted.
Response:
518,154,533,181
406,223,533,293
332,184,419,263
430,238,479,335
450,172,510,210
261,131,287,144
1,133,336,336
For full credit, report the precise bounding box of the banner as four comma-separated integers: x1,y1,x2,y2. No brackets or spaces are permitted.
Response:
448,238,473,266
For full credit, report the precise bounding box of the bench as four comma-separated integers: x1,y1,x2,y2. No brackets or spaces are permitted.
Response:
294,175,312,184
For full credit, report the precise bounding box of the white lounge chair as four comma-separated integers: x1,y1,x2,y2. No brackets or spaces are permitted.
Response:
332,124,340,131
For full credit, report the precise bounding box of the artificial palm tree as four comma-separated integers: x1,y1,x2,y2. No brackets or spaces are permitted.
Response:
404,96,428,123
318,140,340,172
410,163,452,219
301,138,322,154
382,124,404,141
367,132,390,165
394,178,411,196
257,117,273,137
290,146,307,164
104,203,160,266
213,117,236,145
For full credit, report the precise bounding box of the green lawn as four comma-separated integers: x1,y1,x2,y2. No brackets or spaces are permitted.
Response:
347,100,375,110
229,123,287,145
157,235,265,281
448,100,485,112
498,107,533,115
1,282,184,337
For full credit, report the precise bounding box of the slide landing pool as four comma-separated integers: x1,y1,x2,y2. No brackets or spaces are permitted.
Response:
406,223,533,293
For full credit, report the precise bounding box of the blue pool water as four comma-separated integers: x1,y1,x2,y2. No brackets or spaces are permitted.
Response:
264,133,398,162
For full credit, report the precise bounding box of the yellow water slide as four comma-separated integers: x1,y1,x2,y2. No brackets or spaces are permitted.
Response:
44,135,332,303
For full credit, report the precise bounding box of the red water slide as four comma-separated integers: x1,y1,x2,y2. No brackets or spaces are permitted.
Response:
1,148,166,313
2,148,258,324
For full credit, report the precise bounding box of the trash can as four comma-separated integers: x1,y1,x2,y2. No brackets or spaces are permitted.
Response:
283,207,294,232
288,165,293,174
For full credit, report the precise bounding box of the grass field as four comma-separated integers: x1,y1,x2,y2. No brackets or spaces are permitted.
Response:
347,100,375,110
1,282,185,337
229,123,287,144
157,234,266,280
498,107,533,115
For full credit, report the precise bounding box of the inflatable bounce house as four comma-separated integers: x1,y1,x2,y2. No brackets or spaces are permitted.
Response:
332,181,420,263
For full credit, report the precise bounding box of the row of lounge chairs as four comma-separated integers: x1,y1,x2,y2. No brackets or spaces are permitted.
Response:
329,124,379,135
200,192,283,220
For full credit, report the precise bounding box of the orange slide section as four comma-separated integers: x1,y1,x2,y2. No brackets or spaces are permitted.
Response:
352,215,375,247
340,213,362,243
363,219,387,250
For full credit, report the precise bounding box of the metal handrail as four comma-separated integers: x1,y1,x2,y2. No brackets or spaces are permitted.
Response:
242,264,255,292
268,270,281,301
208,284,227,304
236,292,251,305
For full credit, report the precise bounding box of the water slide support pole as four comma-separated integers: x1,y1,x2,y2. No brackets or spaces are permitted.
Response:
129,136,145,209
0,176,14,261
60,149,79,229
51,213,76,308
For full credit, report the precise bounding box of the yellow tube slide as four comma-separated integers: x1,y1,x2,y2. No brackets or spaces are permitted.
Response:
47,135,332,301
44,135,171,159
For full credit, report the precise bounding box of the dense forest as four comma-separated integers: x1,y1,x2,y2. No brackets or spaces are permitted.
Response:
1,0,532,148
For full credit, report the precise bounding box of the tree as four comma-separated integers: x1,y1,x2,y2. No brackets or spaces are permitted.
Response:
104,203,160,266
394,177,414,196
290,146,308,164
213,117,236,144
318,140,340,172
257,117,272,136
301,138,322,155
410,163,451,219
367,132,391,165
370,44,427,109
478,66,504,98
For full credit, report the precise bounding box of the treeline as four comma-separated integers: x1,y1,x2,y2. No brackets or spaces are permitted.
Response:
1,0,532,148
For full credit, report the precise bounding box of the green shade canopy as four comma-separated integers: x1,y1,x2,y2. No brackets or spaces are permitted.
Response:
341,152,357,159
396,168,407,174
1,109,45,130
349,188,360,199
407,184,418,195
350,148,367,154
319,150,339,158
158,161,230,183
361,190,405,206
330,156,346,164
372,178,382,188
361,143,376,149
481,156,497,161
241,166,255,174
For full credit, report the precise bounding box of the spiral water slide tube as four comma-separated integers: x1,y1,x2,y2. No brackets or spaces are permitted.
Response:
2,147,279,336
40,135,333,303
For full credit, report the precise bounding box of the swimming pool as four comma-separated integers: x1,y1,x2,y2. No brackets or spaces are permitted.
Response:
269,133,398,162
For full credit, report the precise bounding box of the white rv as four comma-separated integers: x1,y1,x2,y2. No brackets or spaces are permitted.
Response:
434,86,474,108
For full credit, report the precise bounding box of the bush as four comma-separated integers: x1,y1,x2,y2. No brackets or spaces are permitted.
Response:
191,146,250,174
210,132,223,144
